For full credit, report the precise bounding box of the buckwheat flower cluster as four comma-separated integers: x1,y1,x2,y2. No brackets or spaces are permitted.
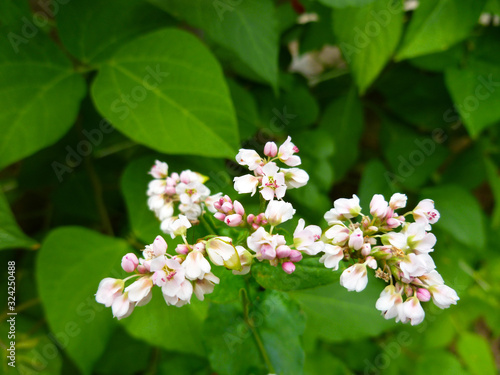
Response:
96,227,245,318
233,137,309,200
320,193,459,325
146,160,219,236
96,135,458,325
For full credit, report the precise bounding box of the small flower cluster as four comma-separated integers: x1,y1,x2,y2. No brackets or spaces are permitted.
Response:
96,225,253,319
96,136,459,326
147,160,219,236
233,137,309,200
321,194,459,325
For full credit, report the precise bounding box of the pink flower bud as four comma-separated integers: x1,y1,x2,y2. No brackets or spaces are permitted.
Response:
175,244,190,255
264,141,278,157
193,242,205,252
260,244,276,260
121,253,139,273
255,166,264,176
165,186,176,195
386,218,400,228
365,256,377,269
137,265,147,274
289,250,303,263
282,261,295,274
370,194,388,218
214,212,226,221
417,288,431,302
223,195,232,204
252,223,260,230
247,214,255,224
233,200,245,215
361,243,371,257
225,214,243,227
276,245,292,258
348,228,364,250
213,201,222,210
221,201,233,213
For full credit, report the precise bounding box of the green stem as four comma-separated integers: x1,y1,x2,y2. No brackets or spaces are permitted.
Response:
200,214,218,235
241,287,275,374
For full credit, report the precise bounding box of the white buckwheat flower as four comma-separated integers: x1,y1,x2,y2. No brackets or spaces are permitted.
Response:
183,250,211,280
206,237,241,270
96,278,124,307
319,244,344,270
233,174,260,196
278,136,301,166
260,162,287,200
194,272,220,301
235,149,263,170
403,296,425,325
429,284,459,309
111,292,135,320
413,199,440,229
333,194,362,219
265,200,295,226
281,167,309,189
149,160,169,178
293,219,324,255
340,263,368,292
389,193,407,210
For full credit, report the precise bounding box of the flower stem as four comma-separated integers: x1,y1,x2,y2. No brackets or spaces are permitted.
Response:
241,287,275,374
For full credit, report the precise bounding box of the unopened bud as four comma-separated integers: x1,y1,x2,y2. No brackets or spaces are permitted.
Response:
264,141,278,157
282,261,295,274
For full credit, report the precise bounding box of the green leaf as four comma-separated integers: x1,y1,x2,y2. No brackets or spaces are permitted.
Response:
441,144,487,190
91,28,239,159
257,290,306,375
320,0,376,8
252,258,340,291
207,266,246,304
203,302,264,375
121,157,162,244
376,65,455,130
0,190,37,250
204,290,305,375
445,65,500,137
456,332,497,375
422,185,486,249
485,158,500,228
148,0,279,89
57,0,174,66
396,0,487,60
0,30,86,170
304,347,352,375
291,278,397,342
319,86,364,180
414,350,468,375
358,159,395,208
381,118,449,189
120,292,208,356
333,0,404,93
94,327,151,375
227,79,260,140
37,227,130,374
